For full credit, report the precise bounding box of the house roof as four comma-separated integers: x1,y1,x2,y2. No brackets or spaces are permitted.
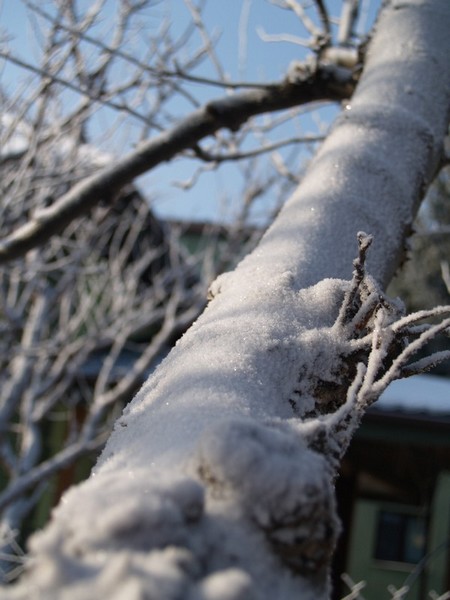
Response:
358,374,450,446
375,374,450,417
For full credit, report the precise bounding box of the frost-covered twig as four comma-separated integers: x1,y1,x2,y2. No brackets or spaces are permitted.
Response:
387,585,410,600
0,175,214,563
429,592,450,600
340,573,367,600
306,232,450,465
441,260,450,294
336,231,374,328
0,525,27,583
191,134,324,163
269,0,325,42
338,0,360,45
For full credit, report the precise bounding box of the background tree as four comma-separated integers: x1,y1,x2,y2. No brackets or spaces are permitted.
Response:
0,128,213,578
0,0,298,575
0,96,263,578
0,1,449,598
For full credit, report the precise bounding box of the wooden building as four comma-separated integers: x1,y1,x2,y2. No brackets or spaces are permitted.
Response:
334,374,450,599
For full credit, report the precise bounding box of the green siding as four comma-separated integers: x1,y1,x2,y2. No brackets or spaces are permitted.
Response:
426,471,450,594
347,501,426,600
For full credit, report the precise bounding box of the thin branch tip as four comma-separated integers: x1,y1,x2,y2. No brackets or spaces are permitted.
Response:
356,230,373,248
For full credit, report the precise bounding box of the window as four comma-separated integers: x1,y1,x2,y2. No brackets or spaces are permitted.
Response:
374,510,427,564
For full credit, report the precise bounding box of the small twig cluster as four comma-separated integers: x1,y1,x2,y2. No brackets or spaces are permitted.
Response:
338,232,450,404
303,232,450,466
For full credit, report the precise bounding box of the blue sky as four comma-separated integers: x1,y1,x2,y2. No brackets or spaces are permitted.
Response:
0,0,380,224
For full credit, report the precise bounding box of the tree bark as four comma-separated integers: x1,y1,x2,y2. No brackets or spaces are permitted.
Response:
5,1,450,599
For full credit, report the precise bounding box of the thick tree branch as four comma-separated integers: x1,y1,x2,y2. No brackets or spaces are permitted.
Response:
0,60,355,263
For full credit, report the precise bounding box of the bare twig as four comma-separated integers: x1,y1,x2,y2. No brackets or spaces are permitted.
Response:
192,134,325,163
257,27,312,49
340,573,367,600
338,0,360,45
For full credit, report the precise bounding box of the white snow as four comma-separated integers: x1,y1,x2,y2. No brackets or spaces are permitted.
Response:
96,275,348,475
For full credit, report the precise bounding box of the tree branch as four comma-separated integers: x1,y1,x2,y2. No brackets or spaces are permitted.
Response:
0,61,354,263
191,134,325,163
338,0,360,46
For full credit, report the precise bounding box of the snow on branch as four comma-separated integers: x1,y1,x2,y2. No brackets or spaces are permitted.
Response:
5,233,450,599
300,232,450,467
